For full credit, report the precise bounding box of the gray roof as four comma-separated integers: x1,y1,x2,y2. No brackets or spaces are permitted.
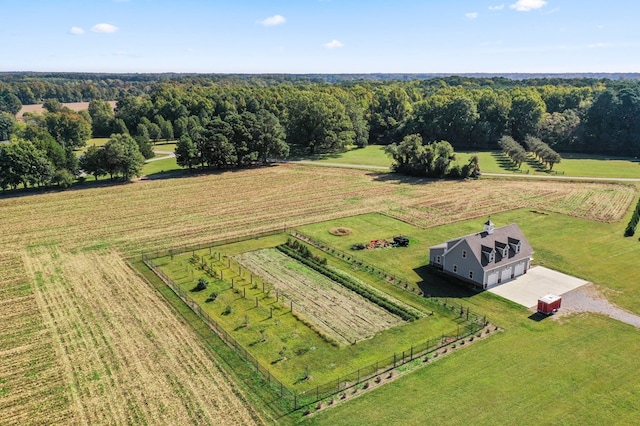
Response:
432,223,533,271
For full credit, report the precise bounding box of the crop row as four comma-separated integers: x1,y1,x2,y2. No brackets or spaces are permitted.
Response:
276,244,420,321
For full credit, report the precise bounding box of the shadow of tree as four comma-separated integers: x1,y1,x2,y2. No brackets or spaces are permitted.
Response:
524,154,548,173
490,151,520,172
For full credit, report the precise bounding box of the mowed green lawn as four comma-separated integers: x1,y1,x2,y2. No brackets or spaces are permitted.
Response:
291,209,640,424
306,145,640,179
303,314,640,425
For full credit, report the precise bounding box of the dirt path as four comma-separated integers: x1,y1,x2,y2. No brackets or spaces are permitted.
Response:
554,283,640,328
146,150,176,163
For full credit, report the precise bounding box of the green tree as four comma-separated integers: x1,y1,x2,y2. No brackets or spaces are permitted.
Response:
103,134,145,180
175,134,198,170
286,91,354,153
44,111,92,149
250,109,288,162
0,112,15,141
88,100,116,137
79,145,107,181
0,90,22,115
509,89,546,142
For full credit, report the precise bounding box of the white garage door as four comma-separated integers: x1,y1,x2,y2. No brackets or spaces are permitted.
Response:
487,271,499,287
514,262,525,277
501,267,512,283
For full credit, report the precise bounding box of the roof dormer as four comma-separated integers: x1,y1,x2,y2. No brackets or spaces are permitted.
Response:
481,245,495,263
495,241,509,258
508,237,521,254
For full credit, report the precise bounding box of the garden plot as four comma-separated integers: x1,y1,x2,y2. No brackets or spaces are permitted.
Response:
234,249,404,345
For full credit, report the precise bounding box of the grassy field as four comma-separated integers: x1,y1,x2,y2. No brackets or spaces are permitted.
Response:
303,314,640,425
291,208,640,424
307,145,640,179
1,163,640,424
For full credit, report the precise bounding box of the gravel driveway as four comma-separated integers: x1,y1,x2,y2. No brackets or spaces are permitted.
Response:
554,283,640,328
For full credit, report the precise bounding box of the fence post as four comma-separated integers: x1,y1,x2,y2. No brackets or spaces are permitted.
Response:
410,345,413,360
393,353,396,367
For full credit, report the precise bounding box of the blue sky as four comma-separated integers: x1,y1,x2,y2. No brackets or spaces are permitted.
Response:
1,0,638,73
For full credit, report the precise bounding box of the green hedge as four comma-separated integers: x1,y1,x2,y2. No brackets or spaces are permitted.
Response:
624,197,640,237
276,244,419,321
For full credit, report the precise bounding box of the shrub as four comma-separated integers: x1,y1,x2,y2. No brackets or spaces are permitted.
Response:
205,292,218,302
222,305,232,315
192,277,208,292
624,197,640,237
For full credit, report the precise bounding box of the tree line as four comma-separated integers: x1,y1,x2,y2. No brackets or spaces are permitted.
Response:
1,74,640,190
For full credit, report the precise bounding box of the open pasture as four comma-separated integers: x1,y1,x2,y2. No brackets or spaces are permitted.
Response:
308,146,640,179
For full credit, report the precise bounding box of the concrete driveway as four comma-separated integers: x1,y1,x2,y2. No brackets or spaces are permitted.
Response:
488,266,588,308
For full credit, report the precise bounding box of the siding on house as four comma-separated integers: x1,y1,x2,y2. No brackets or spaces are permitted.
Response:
429,222,534,289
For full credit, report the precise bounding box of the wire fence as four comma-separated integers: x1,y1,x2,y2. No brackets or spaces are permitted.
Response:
142,234,492,414
142,254,298,414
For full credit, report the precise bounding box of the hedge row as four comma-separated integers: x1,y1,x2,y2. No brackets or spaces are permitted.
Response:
624,197,640,237
276,244,419,321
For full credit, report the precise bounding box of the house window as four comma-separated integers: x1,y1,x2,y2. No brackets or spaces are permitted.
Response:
436,256,441,264
489,252,495,263
502,247,508,257
469,271,474,279
453,265,458,273
462,250,467,258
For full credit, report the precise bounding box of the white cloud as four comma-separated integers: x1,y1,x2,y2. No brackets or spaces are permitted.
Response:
323,39,343,49
489,5,505,10
509,0,547,12
465,12,478,20
92,23,119,33
259,15,286,26
588,43,609,49
69,26,85,35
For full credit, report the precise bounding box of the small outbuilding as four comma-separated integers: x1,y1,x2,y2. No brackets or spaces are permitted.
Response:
537,294,562,315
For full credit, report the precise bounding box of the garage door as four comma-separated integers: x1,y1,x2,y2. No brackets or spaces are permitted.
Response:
501,267,512,283
487,271,499,287
514,262,525,277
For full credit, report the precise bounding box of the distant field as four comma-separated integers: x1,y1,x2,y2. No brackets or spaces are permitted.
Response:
307,145,640,179
16,101,116,120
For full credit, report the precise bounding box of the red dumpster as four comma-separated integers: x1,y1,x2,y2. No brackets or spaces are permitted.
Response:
537,294,562,315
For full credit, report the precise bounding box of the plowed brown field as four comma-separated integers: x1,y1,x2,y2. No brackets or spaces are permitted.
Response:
0,164,635,424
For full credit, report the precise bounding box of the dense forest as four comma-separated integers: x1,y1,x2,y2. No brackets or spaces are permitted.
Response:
1,73,639,189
